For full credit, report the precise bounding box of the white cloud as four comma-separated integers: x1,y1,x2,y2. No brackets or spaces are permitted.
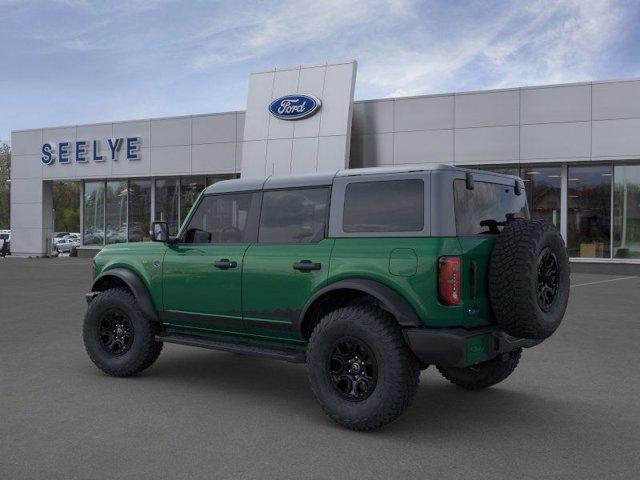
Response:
13,0,630,96
183,0,630,97
190,0,416,70
356,0,628,97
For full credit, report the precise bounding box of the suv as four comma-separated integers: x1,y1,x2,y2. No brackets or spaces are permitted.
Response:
83,165,569,430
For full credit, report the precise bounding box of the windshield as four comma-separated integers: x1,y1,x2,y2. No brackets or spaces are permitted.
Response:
454,179,529,235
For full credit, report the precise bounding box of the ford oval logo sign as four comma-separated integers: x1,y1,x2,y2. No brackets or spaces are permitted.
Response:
268,94,321,120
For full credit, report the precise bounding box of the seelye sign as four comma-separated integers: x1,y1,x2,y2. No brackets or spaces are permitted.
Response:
41,137,141,166
268,94,321,120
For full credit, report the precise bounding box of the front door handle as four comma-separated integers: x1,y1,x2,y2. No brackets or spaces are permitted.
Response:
214,259,237,269
293,261,321,271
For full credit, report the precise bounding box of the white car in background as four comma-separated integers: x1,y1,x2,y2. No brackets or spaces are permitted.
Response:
52,232,70,246
53,232,80,246
55,237,81,253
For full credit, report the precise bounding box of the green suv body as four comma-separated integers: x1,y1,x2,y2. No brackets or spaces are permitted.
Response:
84,164,570,430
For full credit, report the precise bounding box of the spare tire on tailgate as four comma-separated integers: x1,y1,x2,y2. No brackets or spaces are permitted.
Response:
489,219,570,340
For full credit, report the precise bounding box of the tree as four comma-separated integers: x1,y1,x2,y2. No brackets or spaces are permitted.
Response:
53,181,80,232
0,142,10,229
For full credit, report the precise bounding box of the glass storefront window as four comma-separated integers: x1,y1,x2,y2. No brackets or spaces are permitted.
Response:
180,176,206,224
73,167,640,263
206,174,237,187
83,181,105,245
105,180,128,244
613,165,640,259
155,178,180,236
521,166,562,230
477,165,521,177
567,165,612,258
82,176,238,246
128,179,152,242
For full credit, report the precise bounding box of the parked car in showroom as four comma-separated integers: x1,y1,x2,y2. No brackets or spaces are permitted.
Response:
82,165,570,431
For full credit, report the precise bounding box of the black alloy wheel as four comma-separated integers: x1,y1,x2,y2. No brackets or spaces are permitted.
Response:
99,310,134,356
307,304,420,430
83,287,163,377
488,219,570,339
328,337,378,401
537,247,559,311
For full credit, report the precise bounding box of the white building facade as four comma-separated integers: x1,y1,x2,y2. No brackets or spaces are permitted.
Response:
10,60,640,264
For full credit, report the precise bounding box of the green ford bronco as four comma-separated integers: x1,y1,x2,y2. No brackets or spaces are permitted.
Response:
83,164,570,430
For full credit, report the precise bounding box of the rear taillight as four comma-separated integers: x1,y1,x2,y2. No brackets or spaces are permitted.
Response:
438,256,461,306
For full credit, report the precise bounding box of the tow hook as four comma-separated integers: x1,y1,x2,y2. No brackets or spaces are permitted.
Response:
85,292,100,305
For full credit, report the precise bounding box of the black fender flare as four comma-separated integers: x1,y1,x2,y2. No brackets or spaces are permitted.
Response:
297,278,422,335
91,268,159,322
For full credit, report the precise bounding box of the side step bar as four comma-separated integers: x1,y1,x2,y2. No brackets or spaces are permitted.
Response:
156,333,306,364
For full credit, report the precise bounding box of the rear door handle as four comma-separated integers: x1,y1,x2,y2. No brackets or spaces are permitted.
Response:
214,259,237,269
293,261,321,271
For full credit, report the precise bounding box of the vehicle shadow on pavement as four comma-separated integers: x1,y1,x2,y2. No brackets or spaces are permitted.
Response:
388,382,564,436
143,348,315,403
122,347,602,439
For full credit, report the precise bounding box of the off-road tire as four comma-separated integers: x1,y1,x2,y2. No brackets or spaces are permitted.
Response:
307,305,420,431
437,348,521,390
489,219,570,339
83,287,163,376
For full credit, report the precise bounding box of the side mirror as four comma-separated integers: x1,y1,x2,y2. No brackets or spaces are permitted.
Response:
151,221,170,243
465,172,474,190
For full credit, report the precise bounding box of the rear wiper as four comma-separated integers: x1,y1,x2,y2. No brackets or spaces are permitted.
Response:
479,213,525,234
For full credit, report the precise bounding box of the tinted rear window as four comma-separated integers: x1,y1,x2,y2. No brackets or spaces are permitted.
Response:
454,179,528,235
343,179,424,233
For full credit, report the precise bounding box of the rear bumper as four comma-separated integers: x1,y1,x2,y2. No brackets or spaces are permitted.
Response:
403,326,542,368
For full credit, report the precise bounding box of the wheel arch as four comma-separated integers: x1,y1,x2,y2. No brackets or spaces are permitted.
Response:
297,278,422,340
92,268,159,322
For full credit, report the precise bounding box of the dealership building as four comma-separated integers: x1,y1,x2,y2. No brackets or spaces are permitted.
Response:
9,60,640,265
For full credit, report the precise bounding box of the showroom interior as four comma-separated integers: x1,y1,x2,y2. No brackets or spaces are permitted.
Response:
9,60,640,264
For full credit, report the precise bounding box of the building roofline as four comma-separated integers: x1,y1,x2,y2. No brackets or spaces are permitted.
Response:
11,109,245,135
11,75,640,135
354,76,640,104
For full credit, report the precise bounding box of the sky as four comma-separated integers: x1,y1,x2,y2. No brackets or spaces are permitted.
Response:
1,0,639,144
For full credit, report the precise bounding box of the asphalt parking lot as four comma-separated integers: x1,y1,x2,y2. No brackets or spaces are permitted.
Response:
1,258,639,480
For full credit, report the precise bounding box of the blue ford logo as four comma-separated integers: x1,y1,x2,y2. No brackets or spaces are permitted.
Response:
268,94,321,120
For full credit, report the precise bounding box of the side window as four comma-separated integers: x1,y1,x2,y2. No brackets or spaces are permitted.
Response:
183,192,258,244
343,179,424,232
259,188,329,243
